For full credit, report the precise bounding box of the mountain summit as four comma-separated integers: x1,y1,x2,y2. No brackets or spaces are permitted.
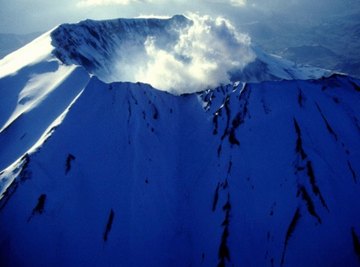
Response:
0,15,359,267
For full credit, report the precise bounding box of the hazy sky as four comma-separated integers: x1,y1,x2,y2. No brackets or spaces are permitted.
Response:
0,0,356,34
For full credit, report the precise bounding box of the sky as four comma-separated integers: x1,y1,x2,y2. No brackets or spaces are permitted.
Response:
0,0,356,34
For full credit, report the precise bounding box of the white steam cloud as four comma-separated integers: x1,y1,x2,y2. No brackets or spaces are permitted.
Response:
113,14,255,94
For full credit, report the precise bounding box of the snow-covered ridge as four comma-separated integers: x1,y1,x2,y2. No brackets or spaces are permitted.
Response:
0,15,331,95
0,31,54,79
49,15,330,94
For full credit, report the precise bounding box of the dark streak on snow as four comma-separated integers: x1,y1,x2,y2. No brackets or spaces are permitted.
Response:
217,144,222,158
130,92,138,105
297,89,305,107
297,186,322,224
341,142,350,155
349,81,360,92
212,183,220,212
228,112,241,146
352,228,360,261
261,98,271,114
348,161,357,184
20,133,27,140
218,85,226,95
201,252,205,263
294,119,307,160
353,117,360,134
127,100,132,124
227,160,233,176
213,108,221,135
281,207,301,267
222,179,229,190
306,161,329,211
152,104,159,120
33,194,46,214
213,86,250,154
65,154,76,175
200,89,215,111
218,193,231,267
269,202,276,217
103,209,115,242
18,154,31,182
315,102,338,141
220,95,231,142
269,209,274,217
28,194,47,222
332,97,340,104
294,118,329,211
226,91,250,146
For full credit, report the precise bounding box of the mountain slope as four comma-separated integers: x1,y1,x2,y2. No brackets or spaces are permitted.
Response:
0,74,360,266
0,15,359,267
0,50,89,172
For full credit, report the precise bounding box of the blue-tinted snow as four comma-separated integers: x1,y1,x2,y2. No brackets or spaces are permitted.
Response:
0,74,359,266
0,15,359,267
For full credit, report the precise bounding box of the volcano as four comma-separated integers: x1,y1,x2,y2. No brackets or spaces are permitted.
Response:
0,15,359,267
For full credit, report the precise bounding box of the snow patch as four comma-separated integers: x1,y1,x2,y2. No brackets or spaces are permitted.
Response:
0,31,55,79
0,64,78,133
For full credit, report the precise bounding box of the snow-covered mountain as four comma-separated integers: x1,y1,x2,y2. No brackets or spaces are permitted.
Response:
49,15,329,87
0,15,360,267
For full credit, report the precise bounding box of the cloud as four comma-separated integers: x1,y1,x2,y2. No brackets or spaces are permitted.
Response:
229,0,247,6
112,14,256,94
77,0,247,8
206,0,247,7
77,0,141,7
